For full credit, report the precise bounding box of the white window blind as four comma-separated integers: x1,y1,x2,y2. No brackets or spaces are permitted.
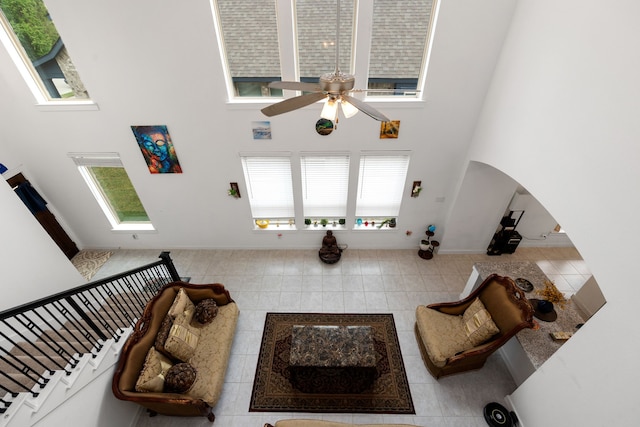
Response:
300,153,350,217
355,153,410,217
241,155,294,219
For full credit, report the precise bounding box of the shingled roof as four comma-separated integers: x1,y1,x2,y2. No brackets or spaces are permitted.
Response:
217,0,434,80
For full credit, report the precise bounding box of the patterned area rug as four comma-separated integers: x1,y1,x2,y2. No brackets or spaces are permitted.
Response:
71,250,113,280
249,312,415,414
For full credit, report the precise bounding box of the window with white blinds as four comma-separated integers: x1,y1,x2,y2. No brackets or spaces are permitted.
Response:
241,154,294,219
355,153,410,217
300,153,350,218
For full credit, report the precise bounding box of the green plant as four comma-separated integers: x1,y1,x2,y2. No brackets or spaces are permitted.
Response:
536,280,567,309
304,218,312,225
1,0,61,60
377,218,397,228
320,219,328,227
338,218,346,225
228,188,238,197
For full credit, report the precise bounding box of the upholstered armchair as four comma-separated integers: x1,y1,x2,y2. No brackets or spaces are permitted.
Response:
415,273,534,379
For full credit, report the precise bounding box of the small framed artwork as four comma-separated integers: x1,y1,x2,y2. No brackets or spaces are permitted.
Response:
380,120,400,139
228,182,241,198
315,118,334,135
411,181,422,197
252,121,272,140
131,125,182,174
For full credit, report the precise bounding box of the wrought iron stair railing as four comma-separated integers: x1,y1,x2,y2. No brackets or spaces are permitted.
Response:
0,251,181,413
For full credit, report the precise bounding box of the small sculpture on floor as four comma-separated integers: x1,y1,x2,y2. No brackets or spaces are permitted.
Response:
319,230,341,264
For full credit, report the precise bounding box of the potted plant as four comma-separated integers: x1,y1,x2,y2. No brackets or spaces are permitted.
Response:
320,219,328,227
420,239,430,251
338,218,346,225
377,218,397,229
304,218,312,226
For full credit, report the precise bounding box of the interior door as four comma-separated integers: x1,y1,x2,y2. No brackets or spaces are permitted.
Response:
6,173,79,260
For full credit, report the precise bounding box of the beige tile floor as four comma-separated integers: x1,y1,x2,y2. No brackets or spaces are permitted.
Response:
96,246,589,427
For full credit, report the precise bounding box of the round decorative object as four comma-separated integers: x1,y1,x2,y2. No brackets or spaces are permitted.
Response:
164,363,197,393
194,299,218,325
315,118,334,135
256,219,270,229
483,402,515,427
515,278,534,292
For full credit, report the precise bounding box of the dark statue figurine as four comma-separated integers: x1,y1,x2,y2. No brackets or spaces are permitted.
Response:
319,230,342,264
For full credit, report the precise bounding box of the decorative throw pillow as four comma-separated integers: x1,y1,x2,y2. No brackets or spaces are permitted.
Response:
135,347,173,392
164,310,201,362
462,298,500,347
164,362,197,393
194,299,218,325
154,314,173,355
168,287,195,319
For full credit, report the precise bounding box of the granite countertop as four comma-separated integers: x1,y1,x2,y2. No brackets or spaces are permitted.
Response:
474,261,585,369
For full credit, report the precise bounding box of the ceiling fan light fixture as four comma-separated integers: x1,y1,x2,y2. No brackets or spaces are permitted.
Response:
321,97,338,121
340,98,359,118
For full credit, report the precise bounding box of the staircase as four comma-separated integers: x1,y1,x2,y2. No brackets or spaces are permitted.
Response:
0,252,181,427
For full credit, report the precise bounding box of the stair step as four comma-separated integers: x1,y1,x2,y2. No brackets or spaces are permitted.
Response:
0,372,43,395
0,291,148,404
0,354,66,374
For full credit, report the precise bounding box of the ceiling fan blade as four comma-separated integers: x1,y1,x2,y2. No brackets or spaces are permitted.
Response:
268,81,322,92
341,94,390,122
261,92,327,117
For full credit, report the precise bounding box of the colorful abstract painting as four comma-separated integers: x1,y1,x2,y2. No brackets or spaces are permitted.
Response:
131,125,182,174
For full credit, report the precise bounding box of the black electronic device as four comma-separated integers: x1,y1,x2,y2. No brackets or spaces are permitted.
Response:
487,210,524,255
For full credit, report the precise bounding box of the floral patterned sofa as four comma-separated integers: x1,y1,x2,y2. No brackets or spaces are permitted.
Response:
112,282,239,422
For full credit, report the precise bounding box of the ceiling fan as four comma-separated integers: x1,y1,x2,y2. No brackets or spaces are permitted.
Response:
260,0,390,123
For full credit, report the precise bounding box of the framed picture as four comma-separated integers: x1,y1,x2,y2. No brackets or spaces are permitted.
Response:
315,118,334,135
131,125,182,173
380,120,400,139
252,121,272,140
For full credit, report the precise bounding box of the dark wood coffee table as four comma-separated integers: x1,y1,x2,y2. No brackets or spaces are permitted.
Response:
288,324,378,393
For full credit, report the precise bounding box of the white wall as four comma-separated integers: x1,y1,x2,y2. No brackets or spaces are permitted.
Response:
0,174,85,310
32,367,139,427
572,275,606,319
468,0,640,425
0,0,517,252
439,161,518,253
